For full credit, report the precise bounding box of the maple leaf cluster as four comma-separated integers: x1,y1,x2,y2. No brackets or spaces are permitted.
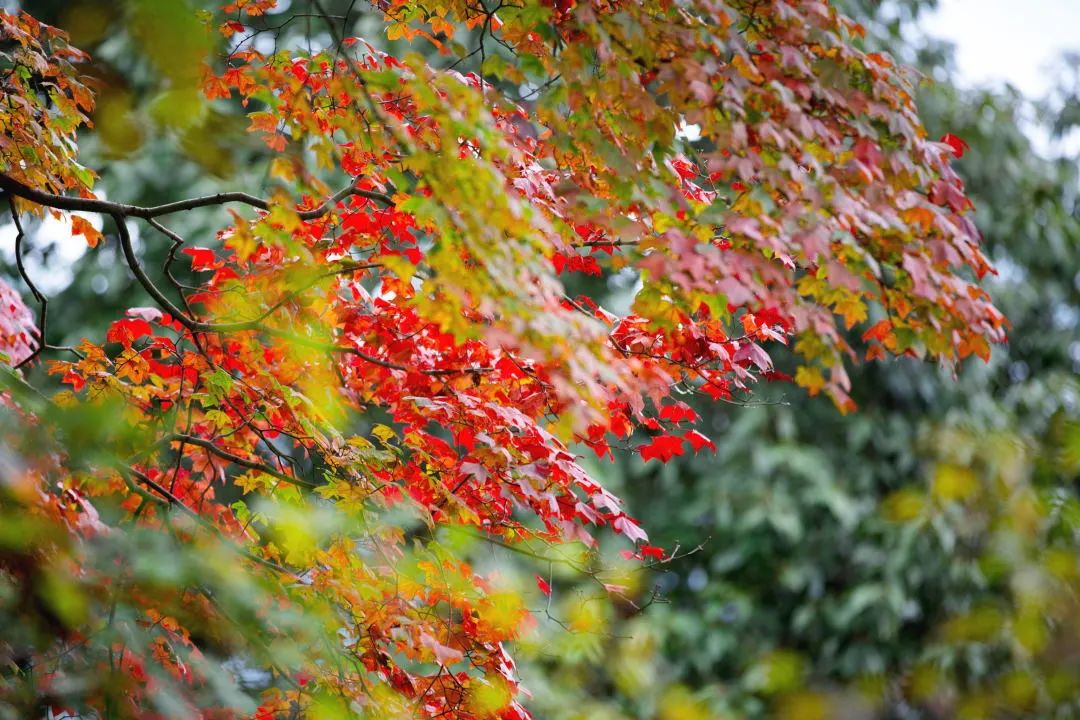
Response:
0,1,1005,718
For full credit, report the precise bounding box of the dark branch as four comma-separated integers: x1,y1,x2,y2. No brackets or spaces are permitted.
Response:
0,173,393,221
2,173,397,335
171,433,317,489
124,466,306,581
7,200,45,369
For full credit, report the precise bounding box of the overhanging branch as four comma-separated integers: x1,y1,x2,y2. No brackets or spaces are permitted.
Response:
0,173,393,220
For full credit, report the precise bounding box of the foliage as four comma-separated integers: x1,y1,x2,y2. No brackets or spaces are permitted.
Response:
0,1,1009,718
508,7,1080,720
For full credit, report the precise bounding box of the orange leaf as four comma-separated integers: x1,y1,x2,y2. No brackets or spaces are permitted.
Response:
901,206,935,233
71,215,103,248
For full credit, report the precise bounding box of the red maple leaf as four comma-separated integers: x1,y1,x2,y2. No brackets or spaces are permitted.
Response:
940,133,969,158
659,402,698,424
862,319,892,343
640,544,666,560
685,430,717,453
106,318,153,347
638,434,685,463
181,247,219,271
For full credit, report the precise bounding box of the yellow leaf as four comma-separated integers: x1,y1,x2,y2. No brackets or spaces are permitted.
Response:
932,463,978,502
379,254,416,283
371,424,397,445
658,685,711,720
269,156,296,182
834,295,867,328
115,349,147,383
747,650,805,695
468,676,513,716
909,662,943,701
483,590,527,637
794,365,826,395
776,691,830,720
732,53,764,83
267,200,301,233
882,488,925,522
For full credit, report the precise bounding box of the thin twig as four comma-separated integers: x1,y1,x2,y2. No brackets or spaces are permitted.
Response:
171,433,317,489
7,200,45,369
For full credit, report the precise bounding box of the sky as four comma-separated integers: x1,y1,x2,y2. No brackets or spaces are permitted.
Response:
922,0,1080,98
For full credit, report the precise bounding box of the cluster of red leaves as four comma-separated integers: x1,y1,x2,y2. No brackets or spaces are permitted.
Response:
0,1,1007,718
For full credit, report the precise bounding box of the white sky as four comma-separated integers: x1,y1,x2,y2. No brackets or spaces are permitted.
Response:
923,0,1080,98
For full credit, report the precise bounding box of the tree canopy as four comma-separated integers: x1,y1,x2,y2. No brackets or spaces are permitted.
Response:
0,1,1018,718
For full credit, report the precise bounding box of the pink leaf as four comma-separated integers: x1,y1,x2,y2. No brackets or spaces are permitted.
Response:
613,515,648,543
126,307,163,323
420,632,464,666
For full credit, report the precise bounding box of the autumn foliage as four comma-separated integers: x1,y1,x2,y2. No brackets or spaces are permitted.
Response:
0,1,1005,718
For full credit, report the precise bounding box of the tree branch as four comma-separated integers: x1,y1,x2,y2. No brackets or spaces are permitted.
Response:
171,433,317,489
3,173,396,336
0,173,392,221
124,466,306,581
7,200,45,369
